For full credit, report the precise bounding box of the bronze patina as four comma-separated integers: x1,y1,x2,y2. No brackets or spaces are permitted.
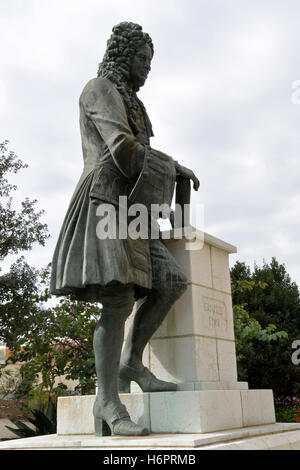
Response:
50,22,199,436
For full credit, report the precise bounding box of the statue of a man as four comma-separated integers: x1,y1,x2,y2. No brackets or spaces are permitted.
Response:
50,22,199,436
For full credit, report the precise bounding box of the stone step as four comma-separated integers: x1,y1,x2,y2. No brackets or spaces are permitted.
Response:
0,423,300,450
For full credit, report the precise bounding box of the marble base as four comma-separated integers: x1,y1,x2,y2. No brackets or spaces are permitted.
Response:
130,380,248,392
57,389,275,435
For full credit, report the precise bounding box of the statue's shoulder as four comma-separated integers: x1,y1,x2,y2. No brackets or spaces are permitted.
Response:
80,77,118,104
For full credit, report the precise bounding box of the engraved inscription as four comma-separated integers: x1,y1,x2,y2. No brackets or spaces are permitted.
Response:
203,296,228,331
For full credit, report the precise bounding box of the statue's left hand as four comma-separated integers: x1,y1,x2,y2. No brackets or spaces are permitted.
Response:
176,163,200,191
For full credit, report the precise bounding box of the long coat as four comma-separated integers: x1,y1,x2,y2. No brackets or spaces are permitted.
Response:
50,77,176,302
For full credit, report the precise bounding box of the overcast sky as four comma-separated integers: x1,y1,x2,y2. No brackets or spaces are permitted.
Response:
1,0,300,290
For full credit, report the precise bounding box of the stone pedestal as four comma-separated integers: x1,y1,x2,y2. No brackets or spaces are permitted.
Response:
125,230,247,392
57,230,276,435
57,389,275,435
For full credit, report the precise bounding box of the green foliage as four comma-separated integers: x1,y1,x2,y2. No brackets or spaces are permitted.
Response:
233,279,288,364
233,303,288,362
275,406,299,423
231,258,300,401
0,257,51,349
231,258,300,335
0,140,49,262
0,140,50,350
10,297,101,395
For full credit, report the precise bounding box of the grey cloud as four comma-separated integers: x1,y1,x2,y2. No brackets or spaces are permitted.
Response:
1,0,300,287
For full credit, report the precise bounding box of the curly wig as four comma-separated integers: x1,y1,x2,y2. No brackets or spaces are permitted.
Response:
97,22,154,134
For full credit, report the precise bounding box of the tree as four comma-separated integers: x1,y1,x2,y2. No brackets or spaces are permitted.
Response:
232,279,288,381
0,140,49,262
10,297,101,396
231,258,300,403
0,140,49,349
231,258,300,335
0,257,50,349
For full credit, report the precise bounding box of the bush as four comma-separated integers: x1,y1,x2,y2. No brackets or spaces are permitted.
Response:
275,399,300,423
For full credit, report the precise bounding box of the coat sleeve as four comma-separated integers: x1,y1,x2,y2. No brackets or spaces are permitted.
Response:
80,77,144,179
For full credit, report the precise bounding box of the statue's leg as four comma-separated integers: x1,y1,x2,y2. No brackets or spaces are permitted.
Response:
93,284,148,436
119,240,188,392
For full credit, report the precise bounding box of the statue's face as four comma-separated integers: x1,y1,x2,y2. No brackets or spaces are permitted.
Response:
130,43,153,89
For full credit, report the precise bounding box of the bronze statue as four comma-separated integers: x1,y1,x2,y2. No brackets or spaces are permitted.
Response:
50,22,199,436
